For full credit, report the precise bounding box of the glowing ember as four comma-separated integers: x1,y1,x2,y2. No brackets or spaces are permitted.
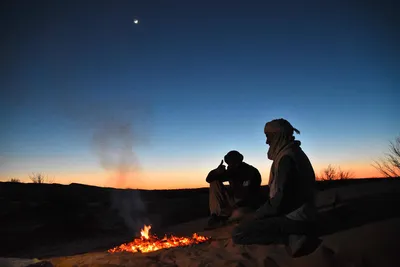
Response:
108,225,210,253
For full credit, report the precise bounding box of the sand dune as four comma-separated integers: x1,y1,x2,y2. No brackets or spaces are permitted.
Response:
22,217,397,267
1,180,400,267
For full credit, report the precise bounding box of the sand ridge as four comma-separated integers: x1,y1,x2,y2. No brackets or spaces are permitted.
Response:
2,180,400,267
40,217,399,267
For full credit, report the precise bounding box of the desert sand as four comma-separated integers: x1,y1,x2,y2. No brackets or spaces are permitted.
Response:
1,179,400,267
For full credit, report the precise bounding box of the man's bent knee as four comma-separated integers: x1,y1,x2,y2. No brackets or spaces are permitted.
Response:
209,180,224,189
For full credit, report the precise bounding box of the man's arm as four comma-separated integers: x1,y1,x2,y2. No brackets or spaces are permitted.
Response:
254,156,297,218
205,160,229,183
205,169,230,183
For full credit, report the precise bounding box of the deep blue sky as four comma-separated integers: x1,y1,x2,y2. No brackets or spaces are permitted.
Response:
1,1,399,188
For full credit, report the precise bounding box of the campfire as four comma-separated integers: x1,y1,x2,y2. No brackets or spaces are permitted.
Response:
108,225,210,253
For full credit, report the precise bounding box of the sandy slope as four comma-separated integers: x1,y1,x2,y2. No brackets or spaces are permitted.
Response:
2,180,400,267
32,217,398,267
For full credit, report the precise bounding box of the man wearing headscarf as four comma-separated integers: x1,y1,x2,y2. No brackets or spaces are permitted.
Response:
231,118,317,256
205,150,262,229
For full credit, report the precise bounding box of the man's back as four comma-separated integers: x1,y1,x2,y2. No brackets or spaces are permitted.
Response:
272,142,316,221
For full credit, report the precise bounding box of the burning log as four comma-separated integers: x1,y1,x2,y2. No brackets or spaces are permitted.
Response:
108,225,210,253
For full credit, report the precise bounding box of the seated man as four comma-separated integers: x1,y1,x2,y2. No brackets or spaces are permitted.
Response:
205,150,262,229
232,119,317,256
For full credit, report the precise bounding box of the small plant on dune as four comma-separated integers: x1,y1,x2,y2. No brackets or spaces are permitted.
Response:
372,135,400,178
9,178,21,183
322,164,336,180
29,172,54,184
317,165,354,181
337,167,354,180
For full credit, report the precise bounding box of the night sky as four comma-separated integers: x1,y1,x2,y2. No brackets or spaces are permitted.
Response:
1,1,399,189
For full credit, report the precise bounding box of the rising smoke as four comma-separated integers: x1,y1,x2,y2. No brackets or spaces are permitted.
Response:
91,117,150,233
110,189,148,235
58,93,152,234
92,121,138,188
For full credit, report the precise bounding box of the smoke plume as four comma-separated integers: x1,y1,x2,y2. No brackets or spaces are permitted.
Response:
57,92,152,234
92,121,138,188
110,189,148,235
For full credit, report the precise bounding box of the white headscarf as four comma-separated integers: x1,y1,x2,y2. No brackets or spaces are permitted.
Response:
264,119,300,160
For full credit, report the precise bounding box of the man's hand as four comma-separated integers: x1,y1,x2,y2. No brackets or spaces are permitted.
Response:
215,160,226,174
206,160,226,183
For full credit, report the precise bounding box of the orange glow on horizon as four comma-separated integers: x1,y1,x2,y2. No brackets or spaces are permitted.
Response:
0,162,386,190
313,162,383,180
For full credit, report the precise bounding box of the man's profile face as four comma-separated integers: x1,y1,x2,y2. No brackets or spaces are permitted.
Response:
265,132,273,146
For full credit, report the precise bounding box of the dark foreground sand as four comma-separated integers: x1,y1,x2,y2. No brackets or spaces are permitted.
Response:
1,180,400,267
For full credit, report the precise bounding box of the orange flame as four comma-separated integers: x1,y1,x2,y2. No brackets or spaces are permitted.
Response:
140,224,152,240
108,224,210,253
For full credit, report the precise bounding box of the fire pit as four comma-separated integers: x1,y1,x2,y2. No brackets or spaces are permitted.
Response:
108,225,210,253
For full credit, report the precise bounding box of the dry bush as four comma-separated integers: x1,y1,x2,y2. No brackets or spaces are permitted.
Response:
9,178,21,183
337,167,354,180
372,135,400,178
317,165,354,181
29,172,54,184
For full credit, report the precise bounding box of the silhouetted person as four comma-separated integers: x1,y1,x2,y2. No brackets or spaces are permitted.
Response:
205,150,262,229
232,119,317,256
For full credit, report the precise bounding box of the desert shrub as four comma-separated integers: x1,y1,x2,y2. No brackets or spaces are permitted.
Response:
29,172,54,184
372,135,400,178
317,165,354,181
337,167,354,180
8,178,21,183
